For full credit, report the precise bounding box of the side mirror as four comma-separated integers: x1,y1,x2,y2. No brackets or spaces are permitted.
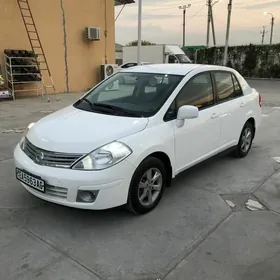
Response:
175,59,179,64
176,105,199,128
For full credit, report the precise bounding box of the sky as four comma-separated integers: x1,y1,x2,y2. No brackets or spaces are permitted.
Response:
115,0,280,47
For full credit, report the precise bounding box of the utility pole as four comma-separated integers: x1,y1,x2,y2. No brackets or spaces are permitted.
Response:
179,4,191,47
206,0,211,47
206,0,219,47
260,26,268,44
137,0,142,65
223,0,233,66
264,12,275,45
210,5,216,46
270,16,275,44
183,8,186,47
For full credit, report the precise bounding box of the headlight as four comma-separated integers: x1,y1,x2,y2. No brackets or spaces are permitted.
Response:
19,123,35,149
23,122,35,138
71,141,132,171
19,137,26,150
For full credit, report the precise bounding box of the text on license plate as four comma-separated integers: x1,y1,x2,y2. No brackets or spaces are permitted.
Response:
16,168,45,192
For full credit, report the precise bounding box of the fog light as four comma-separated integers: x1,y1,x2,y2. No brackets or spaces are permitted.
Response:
77,190,99,203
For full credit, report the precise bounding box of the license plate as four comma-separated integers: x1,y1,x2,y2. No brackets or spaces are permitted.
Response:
16,168,45,193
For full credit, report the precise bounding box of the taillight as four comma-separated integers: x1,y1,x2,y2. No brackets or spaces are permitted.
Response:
259,94,262,107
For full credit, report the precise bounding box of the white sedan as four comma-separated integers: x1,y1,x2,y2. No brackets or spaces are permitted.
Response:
14,64,262,215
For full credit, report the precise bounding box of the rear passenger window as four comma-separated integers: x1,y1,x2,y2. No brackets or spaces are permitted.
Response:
176,72,214,110
232,74,243,97
214,72,235,102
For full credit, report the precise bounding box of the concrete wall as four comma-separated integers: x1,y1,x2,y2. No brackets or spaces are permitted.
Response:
0,0,115,97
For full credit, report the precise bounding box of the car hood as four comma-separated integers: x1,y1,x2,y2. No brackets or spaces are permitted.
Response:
27,106,148,153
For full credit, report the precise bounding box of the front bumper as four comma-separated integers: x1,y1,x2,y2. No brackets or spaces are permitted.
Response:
14,144,136,210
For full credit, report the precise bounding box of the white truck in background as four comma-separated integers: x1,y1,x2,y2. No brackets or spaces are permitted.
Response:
122,44,191,64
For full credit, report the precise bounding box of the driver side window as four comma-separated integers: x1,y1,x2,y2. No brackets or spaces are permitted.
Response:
168,55,177,64
164,72,214,122
176,72,214,110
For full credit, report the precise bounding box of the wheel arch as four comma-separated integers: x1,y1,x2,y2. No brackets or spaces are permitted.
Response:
136,151,173,188
149,152,173,187
246,117,256,138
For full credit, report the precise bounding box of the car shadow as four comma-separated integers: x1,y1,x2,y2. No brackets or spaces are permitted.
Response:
28,149,235,223
170,149,236,190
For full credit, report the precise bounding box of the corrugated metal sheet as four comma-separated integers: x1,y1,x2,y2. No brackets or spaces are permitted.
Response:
115,0,135,6
115,43,123,52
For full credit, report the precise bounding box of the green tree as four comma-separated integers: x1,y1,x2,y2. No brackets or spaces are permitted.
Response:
244,44,257,77
126,40,156,46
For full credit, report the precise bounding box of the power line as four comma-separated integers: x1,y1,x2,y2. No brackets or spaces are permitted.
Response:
115,4,126,22
189,4,206,18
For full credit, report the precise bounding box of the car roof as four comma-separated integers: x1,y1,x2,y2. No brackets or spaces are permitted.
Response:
122,64,233,76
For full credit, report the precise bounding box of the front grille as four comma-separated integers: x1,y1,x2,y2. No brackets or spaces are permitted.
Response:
23,137,84,168
25,183,68,200
45,184,68,199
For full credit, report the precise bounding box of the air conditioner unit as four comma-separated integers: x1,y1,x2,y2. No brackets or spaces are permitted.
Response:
101,64,119,79
101,64,119,90
85,27,100,41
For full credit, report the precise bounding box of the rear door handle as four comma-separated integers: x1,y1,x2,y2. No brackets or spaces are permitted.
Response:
211,113,220,119
240,102,246,107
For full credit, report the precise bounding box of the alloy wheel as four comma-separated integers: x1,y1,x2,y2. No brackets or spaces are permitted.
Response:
241,127,252,153
137,168,163,207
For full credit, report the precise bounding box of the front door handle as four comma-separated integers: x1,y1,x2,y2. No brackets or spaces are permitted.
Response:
240,102,246,107
211,113,220,119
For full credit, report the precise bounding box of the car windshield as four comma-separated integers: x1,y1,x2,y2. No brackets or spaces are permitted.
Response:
74,72,183,118
176,54,191,63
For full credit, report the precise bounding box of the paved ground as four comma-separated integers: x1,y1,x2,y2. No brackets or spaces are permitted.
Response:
0,80,280,280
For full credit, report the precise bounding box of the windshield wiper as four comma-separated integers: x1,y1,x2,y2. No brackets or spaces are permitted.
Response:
79,98,114,114
80,97,93,107
93,103,141,117
79,99,141,117
92,103,117,114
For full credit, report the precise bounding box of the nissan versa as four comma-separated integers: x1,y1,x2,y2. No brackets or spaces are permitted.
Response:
14,64,262,215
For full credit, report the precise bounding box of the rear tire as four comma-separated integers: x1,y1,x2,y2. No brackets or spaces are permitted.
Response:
233,121,254,158
126,157,166,215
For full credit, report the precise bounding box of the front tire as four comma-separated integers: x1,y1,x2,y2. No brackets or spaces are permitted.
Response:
234,121,254,158
126,157,166,215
